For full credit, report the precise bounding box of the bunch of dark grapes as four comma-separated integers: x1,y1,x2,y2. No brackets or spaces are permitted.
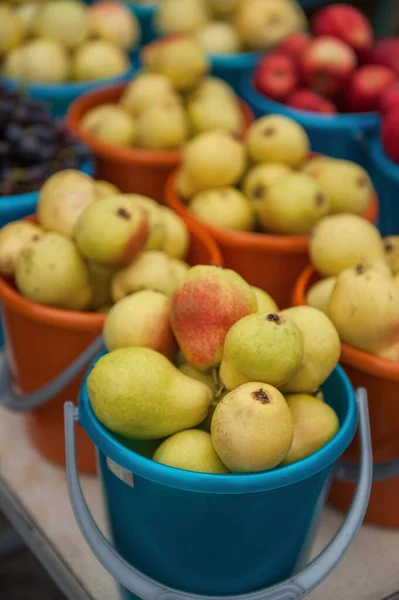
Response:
0,86,91,197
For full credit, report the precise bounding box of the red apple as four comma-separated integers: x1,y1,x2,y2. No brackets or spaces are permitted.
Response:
344,65,397,112
300,36,357,97
254,53,298,101
380,82,399,115
382,107,399,164
286,89,337,114
276,33,312,64
312,4,373,53
364,37,399,76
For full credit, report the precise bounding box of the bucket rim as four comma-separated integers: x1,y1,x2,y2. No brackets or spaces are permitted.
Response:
66,82,254,166
78,361,358,494
369,136,399,181
165,170,379,253
241,72,381,131
292,265,399,381
210,50,262,70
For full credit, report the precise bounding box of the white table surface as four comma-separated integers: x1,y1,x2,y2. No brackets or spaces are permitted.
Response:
1,406,399,600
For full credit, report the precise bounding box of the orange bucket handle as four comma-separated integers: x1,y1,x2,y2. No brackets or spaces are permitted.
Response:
0,334,104,412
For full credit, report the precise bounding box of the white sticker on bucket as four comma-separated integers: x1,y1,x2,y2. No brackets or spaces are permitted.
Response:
106,457,134,488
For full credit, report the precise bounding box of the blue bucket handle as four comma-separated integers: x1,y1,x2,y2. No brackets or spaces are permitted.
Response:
63,388,372,600
0,334,104,411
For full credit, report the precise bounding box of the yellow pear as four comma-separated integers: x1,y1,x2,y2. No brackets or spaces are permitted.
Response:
94,180,120,199
242,162,291,205
81,104,136,147
120,73,178,116
179,363,217,394
384,236,399,275
87,262,114,310
160,207,190,259
306,277,337,314
251,286,278,313
111,251,176,301
0,221,43,277
246,115,309,167
189,187,255,231
120,194,165,251
170,258,190,286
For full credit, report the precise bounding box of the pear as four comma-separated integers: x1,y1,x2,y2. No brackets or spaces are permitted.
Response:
282,394,339,464
206,0,238,18
246,115,309,167
170,265,257,370
88,1,140,50
179,363,217,394
103,290,177,359
137,102,189,150
187,94,243,134
87,262,114,310
15,233,91,310
306,277,337,314
384,236,399,275
0,221,43,277
15,3,42,38
211,382,294,472
154,430,229,474
155,0,209,35
183,130,246,188
120,194,165,251
197,21,241,54
328,265,399,356
242,162,291,205
0,6,24,58
96,304,112,314
38,170,96,238
72,40,129,81
143,35,209,91
310,214,385,277
170,258,190,286
189,187,255,231
94,180,120,199
302,156,334,178
111,251,176,301
74,196,149,268
4,38,70,84
160,208,190,260
81,104,136,147
176,167,205,201
279,306,341,393
87,347,212,439
311,159,373,215
251,286,278,313
120,73,177,117
198,397,221,433
33,0,89,49
255,173,329,235
188,77,237,105
220,312,304,390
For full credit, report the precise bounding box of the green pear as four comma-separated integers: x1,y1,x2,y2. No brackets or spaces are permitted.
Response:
87,262,114,310
0,221,43,277
384,236,399,275
187,94,243,135
302,156,334,178
179,363,217,394
81,104,137,147
33,0,90,48
197,21,241,54
176,167,206,201
160,207,190,260
306,277,337,314
87,347,212,439
111,251,176,302
309,159,373,215
136,102,189,150
183,129,246,188
255,173,329,235
328,264,399,355
189,187,255,231
251,286,278,313
211,382,294,472
246,115,309,167
220,312,304,390
103,289,177,359
94,180,120,199
188,76,237,105
242,162,291,205
310,214,385,277
153,429,229,474
38,170,96,238
74,196,149,267
119,194,165,251
120,73,177,116
281,394,339,465
155,0,209,35
170,258,190,286
15,233,92,310
279,306,341,393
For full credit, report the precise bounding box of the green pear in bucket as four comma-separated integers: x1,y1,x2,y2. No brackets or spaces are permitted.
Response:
88,347,212,440
0,221,43,277
306,276,337,314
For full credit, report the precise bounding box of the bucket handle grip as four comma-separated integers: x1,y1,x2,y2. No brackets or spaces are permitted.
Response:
64,388,372,600
0,335,104,412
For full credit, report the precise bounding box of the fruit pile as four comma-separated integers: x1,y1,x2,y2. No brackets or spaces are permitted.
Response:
0,0,139,84
176,116,374,235
0,86,90,197
88,263,341,474
0,169,191,313
305,214,399,362
81,36,246,150
154,0,307,55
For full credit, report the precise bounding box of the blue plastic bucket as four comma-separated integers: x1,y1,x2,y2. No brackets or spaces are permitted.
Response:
368,137,399,236
67,359,362,598
125,3,158,45
240,72,380,169
210,51,262,92
1,65,137,120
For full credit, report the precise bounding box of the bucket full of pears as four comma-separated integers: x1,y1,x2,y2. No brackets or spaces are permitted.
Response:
64,263,372,598
293,213,399,527
0,168,222,474
166,112,379,309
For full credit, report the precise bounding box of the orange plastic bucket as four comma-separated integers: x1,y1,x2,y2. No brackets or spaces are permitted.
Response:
166,171,379,309
66,83,254,205
293,266,399,527
0,216,223,474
